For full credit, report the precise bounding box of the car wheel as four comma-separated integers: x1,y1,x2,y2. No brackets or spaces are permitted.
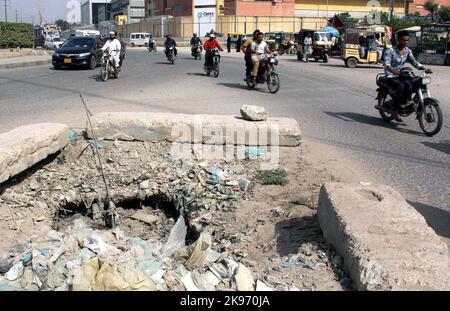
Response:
53,64,61,70
131,43,135,47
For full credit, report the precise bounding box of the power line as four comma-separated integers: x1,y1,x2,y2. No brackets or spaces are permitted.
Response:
2,0,10,23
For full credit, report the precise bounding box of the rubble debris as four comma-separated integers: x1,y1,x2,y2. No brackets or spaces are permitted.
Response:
240,105,268,122
234,264,255,291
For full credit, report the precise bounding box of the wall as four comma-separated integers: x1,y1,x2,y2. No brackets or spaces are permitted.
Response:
237,0,296,17
295,0,406,18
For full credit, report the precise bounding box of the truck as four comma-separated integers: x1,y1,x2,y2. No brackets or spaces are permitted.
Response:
34,23,62,47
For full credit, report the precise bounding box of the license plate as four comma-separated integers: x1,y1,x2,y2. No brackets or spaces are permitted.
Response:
64,58,72,64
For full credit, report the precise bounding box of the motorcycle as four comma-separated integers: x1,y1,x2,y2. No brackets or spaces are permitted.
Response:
148,39,157,52
101,50,120,82
192,44,202,60
166,46,176,64
205,48,220,78
375,67,443,136
245,52,280,94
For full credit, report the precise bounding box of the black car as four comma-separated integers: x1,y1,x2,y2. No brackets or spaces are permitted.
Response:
52,36,104,70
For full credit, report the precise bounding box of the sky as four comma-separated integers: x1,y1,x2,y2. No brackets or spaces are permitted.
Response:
2,0,71,24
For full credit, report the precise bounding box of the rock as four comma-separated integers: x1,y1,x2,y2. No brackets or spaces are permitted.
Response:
234,264,255,291
89,112,301,147
131,210,159,225
0,123,70,184
240,105,268,121
0,259,13,274
239,178,254,192
318,182,450,291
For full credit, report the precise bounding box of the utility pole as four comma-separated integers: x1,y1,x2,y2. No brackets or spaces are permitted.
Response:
3,0,8,23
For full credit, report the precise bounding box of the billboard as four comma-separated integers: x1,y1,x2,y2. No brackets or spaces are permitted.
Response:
194,0,216,38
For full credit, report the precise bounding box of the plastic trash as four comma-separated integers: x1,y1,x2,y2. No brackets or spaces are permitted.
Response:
181,272,200,291
68,130,78,142
234,264,255,291
245,147,266,159
5,261,25,281
256,280,273,291
0,284,24,291
185,231,212,269
136,259,161,278
162,216,187,257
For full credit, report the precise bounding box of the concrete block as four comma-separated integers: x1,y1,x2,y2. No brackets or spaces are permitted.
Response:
318,182,450,291
89,112,301,147
0,123,70,184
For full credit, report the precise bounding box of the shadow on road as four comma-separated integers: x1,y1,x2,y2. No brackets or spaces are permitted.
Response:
319,63,382,70
421,140,450,155
187,72,206,77
274,215,324,257
324,111,426,136
153,62,173,65
408,200,450,239
217,82,248,90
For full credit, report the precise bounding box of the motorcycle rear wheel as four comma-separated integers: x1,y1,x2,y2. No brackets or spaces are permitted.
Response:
419,98,443,137
378,92,394,122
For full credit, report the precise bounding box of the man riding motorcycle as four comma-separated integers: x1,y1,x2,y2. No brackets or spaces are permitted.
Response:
203,34,223,70
190,33,202,56
383,30,433,122
102,31,122,71
241,30,260,80
115,31,126,67
164,34,177,58
250,32,271,82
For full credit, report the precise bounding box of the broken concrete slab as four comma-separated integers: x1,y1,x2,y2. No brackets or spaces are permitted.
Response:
0,123,70,184
89,112,301,147
240,105,268,121
318,182,450,291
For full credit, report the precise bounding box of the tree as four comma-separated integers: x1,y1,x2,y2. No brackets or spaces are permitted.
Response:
424,1,439,21
55,19,70,31
438,6,450,22
335,13,358,29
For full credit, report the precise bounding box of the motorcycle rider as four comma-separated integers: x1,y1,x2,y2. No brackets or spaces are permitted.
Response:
383,30,433,122
190,33,202,56
250,32,271,82
241,30,260,80
102,31,122,71
148,34,156,50
115,31,126,67
164,34,177,58
203,33,223,70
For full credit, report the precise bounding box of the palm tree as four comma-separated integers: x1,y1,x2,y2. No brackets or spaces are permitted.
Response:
424,1,439,21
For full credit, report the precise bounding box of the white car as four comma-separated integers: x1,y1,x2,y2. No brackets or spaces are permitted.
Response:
44,37,65,50
130,33,150,47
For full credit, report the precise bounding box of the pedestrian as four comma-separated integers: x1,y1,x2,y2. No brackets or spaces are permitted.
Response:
227,35,232,53
236,35,243,53
303,33,312,62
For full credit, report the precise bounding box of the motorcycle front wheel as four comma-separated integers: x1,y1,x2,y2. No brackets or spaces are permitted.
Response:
101,64,108,82
267,72,280,94
213,63,219,78
419,98,443,137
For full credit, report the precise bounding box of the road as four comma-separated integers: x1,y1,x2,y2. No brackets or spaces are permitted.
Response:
0,47,449,240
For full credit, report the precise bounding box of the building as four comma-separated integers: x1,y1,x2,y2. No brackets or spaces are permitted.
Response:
81,0,112,25
408,0,450,15
294,0,406,19
111,0,146,23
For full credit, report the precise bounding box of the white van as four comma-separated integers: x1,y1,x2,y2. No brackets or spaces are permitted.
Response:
75,29,100,37
130,33,150,47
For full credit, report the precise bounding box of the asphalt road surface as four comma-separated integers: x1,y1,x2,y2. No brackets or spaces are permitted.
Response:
0,47,449,240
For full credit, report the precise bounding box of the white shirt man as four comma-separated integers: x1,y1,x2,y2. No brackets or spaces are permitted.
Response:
102,32,122,68
251,40,269,61
303,35,312,62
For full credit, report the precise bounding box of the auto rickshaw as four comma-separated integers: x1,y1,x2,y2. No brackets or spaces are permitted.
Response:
227,32,245,49
295,29,331,63
264,32,283,51
342,27,392,68
279,32,297,55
